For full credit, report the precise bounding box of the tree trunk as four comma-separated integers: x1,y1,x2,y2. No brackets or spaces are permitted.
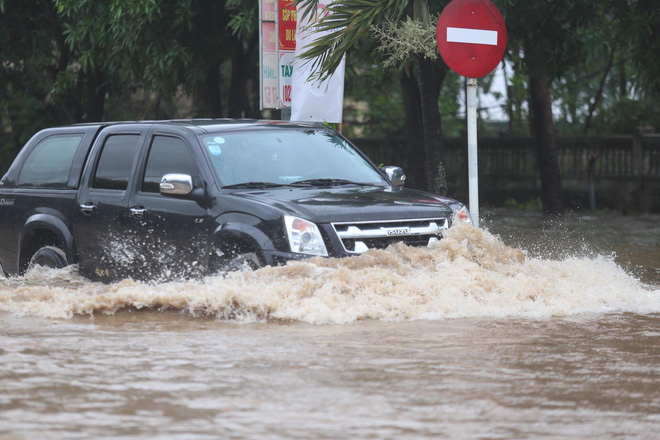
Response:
86,70,106,122
638,0,660,95
502,58,515,136
203,62,223,117
529,73,564,215
399,69,426,190
228,33,258,118
415,54,447,195
244,34,261,119
227,46,246,118
583,49,614,135
618,62,627,98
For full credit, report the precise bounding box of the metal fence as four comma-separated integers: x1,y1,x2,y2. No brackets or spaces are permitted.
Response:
355,134,660,179
354,132,660,211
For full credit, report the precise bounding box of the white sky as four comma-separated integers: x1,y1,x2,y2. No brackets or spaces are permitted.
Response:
456,62,510,122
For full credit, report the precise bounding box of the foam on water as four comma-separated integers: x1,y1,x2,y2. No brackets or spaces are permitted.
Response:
1,223,658,323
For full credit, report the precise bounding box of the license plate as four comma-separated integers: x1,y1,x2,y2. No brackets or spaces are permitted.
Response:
385,227,410,236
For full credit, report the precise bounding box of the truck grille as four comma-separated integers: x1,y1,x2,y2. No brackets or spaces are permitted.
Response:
331,218,449,253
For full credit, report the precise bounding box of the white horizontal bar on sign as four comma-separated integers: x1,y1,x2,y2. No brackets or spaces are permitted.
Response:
447,27,498,46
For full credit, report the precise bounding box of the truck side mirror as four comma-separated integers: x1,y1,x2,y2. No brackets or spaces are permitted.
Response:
382,166,406,187
160,174,193,195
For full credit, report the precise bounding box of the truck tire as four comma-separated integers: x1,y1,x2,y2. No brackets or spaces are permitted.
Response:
221,252,262,272
27,246,68,273
211,240,263,274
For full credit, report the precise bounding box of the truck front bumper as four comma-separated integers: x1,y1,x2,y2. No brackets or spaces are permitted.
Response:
261,249,324,267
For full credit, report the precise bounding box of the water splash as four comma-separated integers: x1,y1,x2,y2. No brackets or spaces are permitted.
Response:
1,223,658,323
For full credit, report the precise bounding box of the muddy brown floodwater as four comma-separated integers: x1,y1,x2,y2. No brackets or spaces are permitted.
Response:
1,210,659,439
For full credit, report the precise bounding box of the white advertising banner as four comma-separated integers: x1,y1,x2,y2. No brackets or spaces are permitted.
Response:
261,22,278,109
260,0,278,109
291,2,345,123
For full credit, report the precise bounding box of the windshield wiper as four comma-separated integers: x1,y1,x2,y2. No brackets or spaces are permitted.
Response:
290,178,374,187
222,181,285,189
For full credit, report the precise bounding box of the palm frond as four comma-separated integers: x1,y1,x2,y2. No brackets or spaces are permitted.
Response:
294,0,409,80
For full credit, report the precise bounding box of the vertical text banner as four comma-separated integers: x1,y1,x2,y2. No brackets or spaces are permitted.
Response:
291,2,345,123
278,0,297,108
260,0,278,109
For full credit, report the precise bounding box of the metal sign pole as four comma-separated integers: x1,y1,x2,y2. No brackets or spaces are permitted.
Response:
275,1,280,112
259,1,264,111
467,77,479,227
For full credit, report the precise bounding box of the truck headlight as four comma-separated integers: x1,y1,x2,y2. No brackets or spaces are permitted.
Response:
452,205,473,226
284,215,328,257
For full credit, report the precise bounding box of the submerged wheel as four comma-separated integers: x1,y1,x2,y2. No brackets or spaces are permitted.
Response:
27,246,68,273
210,240,264,274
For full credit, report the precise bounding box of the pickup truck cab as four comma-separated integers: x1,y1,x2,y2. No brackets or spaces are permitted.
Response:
0,120,471,282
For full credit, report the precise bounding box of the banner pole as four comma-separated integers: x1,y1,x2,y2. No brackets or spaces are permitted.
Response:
259,1,264,111
467,77,479,227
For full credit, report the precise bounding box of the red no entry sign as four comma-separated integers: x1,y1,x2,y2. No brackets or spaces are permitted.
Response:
436,0,506,78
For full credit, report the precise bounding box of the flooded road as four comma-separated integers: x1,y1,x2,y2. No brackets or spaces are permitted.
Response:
1,210,659,439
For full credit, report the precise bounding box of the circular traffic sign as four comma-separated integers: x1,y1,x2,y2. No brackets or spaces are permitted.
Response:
436,0,506,78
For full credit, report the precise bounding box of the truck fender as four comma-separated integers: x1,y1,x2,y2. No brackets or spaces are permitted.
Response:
21,213,76,267
211,222,275,252
210,212,276,259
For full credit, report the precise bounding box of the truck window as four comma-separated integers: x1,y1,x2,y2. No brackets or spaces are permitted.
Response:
92,134,140,191
200,129,386,187
17,135,82,188
141,136,199,193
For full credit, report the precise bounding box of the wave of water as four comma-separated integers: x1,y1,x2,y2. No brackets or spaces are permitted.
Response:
1,224,658,323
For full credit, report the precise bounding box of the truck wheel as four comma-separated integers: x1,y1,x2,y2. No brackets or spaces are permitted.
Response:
27,246,68,273
222,252,262,272
211,241,263,274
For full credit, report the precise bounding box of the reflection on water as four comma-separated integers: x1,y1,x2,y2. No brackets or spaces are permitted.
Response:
0,210,659,439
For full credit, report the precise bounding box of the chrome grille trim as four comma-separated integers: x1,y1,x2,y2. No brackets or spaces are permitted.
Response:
331,218,449,254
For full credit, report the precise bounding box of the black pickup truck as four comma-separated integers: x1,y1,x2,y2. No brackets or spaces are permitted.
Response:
0,120,472,282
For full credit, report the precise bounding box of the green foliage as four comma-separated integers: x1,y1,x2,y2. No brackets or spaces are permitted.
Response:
0,85,58,175
1,0,659,183
499,0,660,137
500,56,530,136
504,197,543,211
370,16,438,68
500,0,597,81
341,39,406,138
612,0,660,99
226,0,257,40
437,70,463,136
0,0,261,172
588,98,660,135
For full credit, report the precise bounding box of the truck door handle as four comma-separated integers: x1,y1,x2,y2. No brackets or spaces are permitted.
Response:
129,206,146,218
79,202,96,216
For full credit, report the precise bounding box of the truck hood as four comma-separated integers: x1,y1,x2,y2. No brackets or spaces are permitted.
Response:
226,185,457,223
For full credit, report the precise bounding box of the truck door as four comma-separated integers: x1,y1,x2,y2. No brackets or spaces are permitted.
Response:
74,126,147,281
127,132,210,280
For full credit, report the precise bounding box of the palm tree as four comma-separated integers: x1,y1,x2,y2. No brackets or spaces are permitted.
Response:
295,0,449,195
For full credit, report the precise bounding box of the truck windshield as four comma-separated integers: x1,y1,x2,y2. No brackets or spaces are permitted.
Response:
199,129,387,187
